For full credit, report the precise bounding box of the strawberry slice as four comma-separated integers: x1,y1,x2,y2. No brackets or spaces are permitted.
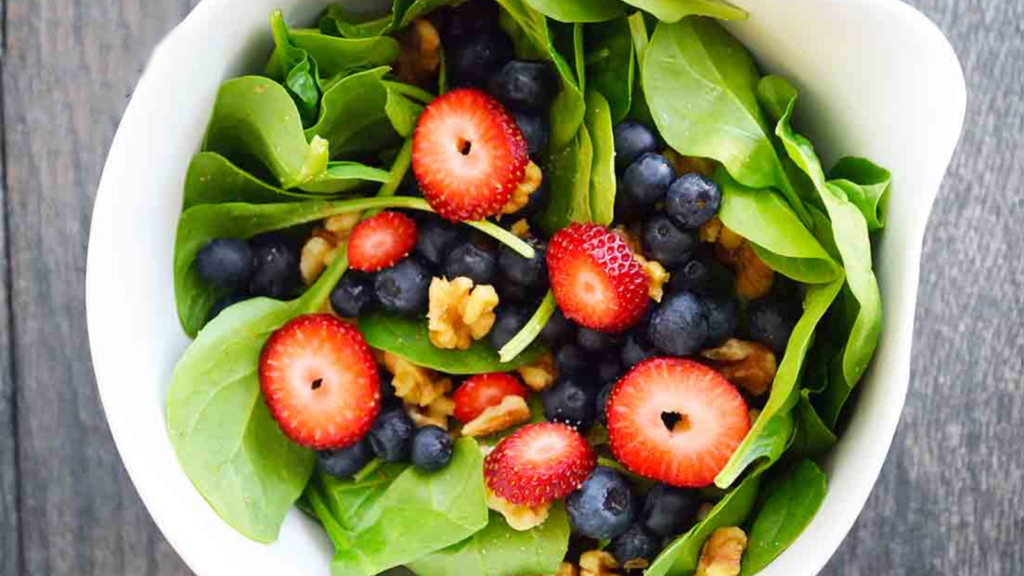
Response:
547,223,650,333
412,88,529,221
347,211,418,272
259,314,381,449
484,422,596,506
607,358,750,488
453,373,530,424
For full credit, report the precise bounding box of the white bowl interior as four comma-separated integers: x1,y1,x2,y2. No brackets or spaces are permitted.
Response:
86,0,965,574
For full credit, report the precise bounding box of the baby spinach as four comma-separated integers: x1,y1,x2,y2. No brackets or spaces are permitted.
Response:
315,463,407,531
740,460,827,575
624,11,655,126
266,28,400,80
359,312,547,374
521,0,623,23
183,152,310,208
319,7,392,39
585,90,617,225
537,125,594,235
391,0,464,31
789,391,837,458
203,76,329,189
498,290,556,363
829,157,891,232
642,18,812,227
585,15,635,123
621,0,748,23
409,506,571,576
298,162,391,194
270,10,321,127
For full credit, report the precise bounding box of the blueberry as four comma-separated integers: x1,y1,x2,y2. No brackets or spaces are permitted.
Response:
196,239,254,290
648,292,709,357
703,295,738,347
642,215,697,268
613,122,659,171
497,281,534,304
490,305,531,352
411,425,455,472
641,484,700,537
444,0,500,41
380,374,401,407
449,32,514,87
597,358,623,388
746,297,801,355
543,377,597,430
368,408,416,463
609,524,661,570
512,112,551,156
415,215,463,268
250,240,301,299
317,439,375,479
619,153,676,213
521,177,551,218
444,241,497,285
208,292,249,322
577,327,622,353
489,60,559,113
499,238,548,289
596,382,615,425
374,257,431,315
666,173,722,230
541,309,575,344
667,251,733,296
566,467,636,540
555,344,590,377
330,272,374,318
621,331,657,368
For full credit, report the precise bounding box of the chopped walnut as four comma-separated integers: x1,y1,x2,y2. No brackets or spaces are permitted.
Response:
486,486,551,531
695,527,747,576
406,395,456,429
699,216,723,244
428,277,500,350
461,395,531,437
383,352,453,407
612,226,670,301
550,563,579,576
504,161,544,215
580,550,621,576
518,351,559,392
511,218,532,239
714,226,746,259
299,212,362,285
732,243,774,300
664,149,717,177
396,19,442,86
701,338,777,397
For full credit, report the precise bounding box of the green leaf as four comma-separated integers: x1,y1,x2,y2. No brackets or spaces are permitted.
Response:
521,0,623,23
391,0,464,31
359,311,547,375
267,28,400,80
585,90,617,225
538,126,594,234
829,157,891,231
789,391,837,458
643,18,812,227
319,7,392,38
409,506,572,576
298,162,391,194
315,463,407,531
499,290,556,363
270,11,322,127
585,15,635,123
741,460,828,575
624,11,655,126
183,152,312,208
621,0,748,23
202,76,329,189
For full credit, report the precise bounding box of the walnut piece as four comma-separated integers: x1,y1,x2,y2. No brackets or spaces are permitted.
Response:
701,217,774,301
486,486,551,531
701,338,777,397
664,149,717,177
406,394,456,430
695,527,748,576
580,550,621,576
427,277,500,350
461,395,531,437
299,212,362,285
612,226,671,302
383,352,453,407
396,19,442,86
504,161,544,215
510,218,532,239
518,351,559,392
551,563,580,576
699,216,723,244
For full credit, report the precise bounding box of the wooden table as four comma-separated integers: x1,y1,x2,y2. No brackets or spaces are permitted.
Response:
0,0,1019,574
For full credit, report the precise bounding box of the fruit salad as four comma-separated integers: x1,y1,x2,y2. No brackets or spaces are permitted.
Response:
166,2,891,575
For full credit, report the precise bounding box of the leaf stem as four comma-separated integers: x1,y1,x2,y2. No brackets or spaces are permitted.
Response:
498,290,556,363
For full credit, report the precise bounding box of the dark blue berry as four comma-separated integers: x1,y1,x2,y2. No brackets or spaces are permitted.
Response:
411,426,455,472
368,408,416,463
609,523,662,569
566,467,636,540
541,308,575,344
613,122,658,171
577,327,622,353
196,239,254,290
703,295,738,347
497,281,533,304
449,32,514,87
250,240,301,299
489,60,558,113
444,241,497,285
543,377,597,430
330,272,374,318
415,215,463,268
521,177,550,218
746,297,801,355
374,257,431,315
667,251,733,296
648,292,709,357
490,305,530,352
619,153,676,213
621,331,657,368
596,382,614,425
380,374,401,407
208,292,249,322
597,358,623,388
443,0,500,41
555,344,590,376
512,112,550,156
317,438,375,479
641,484,700,537
642,215,698,268
499,238,548,289
666,173,722,230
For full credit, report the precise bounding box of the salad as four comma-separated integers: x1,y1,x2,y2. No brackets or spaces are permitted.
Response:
166,1,891,575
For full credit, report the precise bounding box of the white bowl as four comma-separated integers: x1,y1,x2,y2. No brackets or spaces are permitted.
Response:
86,0,966,574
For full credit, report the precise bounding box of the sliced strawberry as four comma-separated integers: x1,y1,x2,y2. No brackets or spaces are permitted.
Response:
259,314,381,449
412,88,529,221
347,211,418,272
453,373,529,424
484,422,596,506
607,358,750,488
547,223,650,333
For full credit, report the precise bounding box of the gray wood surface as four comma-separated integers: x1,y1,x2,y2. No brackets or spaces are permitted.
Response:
0,0,1018,574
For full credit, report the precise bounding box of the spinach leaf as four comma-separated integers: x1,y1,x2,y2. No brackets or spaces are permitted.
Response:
203,76,329,189
359,311,547,374
521,0,623,23
267,28,400,80
740,460,828,575
620,0,747,23
269,10,321,127
498,290,556,363
537,125,594,235
585,15,635,123
409,506,571,576
585,90,617,225
315,463,407,530
391,0,464,31
183,152,311,208
642,19,812,227
319,7,392,39
298,162,391,194
829,157,891,231
789,391,837,458
715,276,844,488
624,11,655,126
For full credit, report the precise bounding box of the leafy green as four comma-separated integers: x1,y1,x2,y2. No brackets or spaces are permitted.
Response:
409,506,572,576
319,7,392,38
498,290,556,362
624,11,655,126
267,28,400,80
359,311,547,374
183,152,311,208
585,15,635,123
741,460,828,575
789,391,837,458
269,10,321,127
829,157,891,231
298,162,391,194
585,90,617,225
521,0,623,23
620,0,748,23
315,463,407,530
538,126,594,234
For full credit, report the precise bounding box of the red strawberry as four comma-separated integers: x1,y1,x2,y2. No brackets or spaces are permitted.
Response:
412,88,529,222
347,211,418,272
453,373,530,424
484,422,596,506
607,358,750,488
259,314,381,449
546,223,650,333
